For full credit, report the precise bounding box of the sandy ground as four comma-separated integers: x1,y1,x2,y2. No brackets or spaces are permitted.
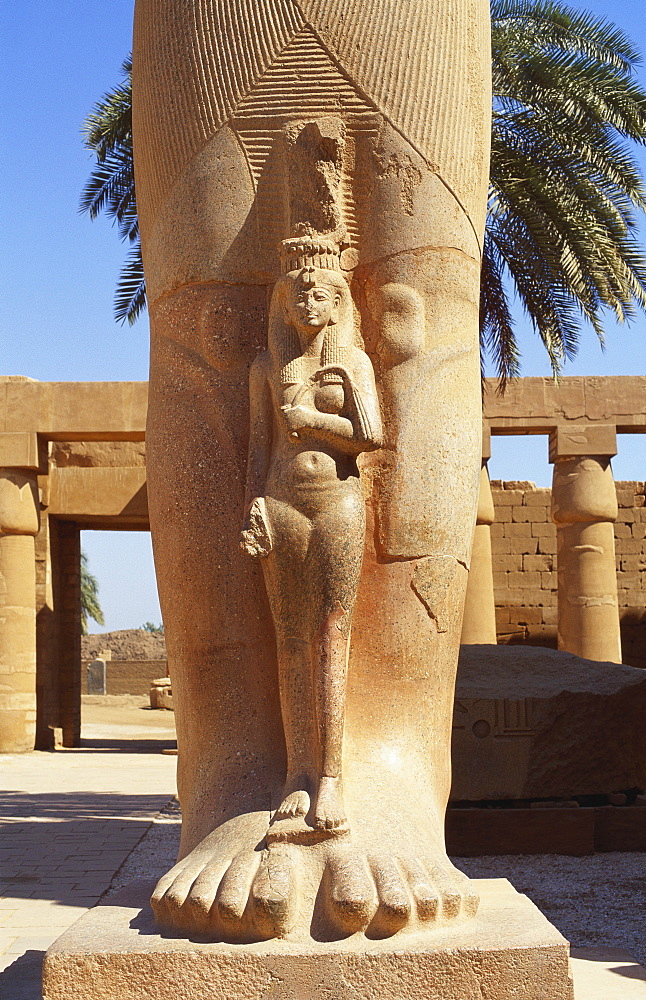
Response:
81,694,176,746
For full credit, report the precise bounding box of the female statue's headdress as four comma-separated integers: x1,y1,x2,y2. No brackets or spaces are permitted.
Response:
269,237,358,385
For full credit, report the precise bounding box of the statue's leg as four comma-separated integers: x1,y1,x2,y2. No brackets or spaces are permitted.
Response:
134,0,490,941
144,292,291,939
261,498,318,819
319,121,485,920
307,487,365,829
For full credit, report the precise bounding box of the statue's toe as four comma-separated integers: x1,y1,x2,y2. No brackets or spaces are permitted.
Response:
326,846,376,934
217,850,261,928
151,859,209,930
399,857,439,921
251,846,299,938
425,858,480,921
368,855,411,937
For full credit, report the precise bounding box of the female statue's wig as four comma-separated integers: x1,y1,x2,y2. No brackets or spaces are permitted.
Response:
268,238,361,385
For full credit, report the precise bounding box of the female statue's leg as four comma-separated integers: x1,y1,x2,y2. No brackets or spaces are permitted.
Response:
306,489,365,829
261,497,318,819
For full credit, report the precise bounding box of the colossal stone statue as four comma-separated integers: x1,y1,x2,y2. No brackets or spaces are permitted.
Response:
133,0,491,943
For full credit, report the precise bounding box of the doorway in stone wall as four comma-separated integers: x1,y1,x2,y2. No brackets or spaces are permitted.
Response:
79,530,176,752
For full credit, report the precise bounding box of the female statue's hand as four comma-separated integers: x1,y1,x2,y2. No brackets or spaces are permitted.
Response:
281,403,315,434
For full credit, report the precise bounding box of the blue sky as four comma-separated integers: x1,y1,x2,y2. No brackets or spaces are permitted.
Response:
1,0,645,631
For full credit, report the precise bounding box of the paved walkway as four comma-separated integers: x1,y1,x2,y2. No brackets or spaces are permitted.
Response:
0,711,177,1000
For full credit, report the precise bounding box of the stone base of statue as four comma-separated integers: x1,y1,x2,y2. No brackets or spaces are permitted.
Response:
42,879,574,1000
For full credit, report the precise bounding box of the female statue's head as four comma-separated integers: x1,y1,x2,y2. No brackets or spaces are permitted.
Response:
282,273,341,339
269,238,357,384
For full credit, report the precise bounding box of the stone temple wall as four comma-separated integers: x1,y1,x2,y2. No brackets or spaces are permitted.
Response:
491,480,646,668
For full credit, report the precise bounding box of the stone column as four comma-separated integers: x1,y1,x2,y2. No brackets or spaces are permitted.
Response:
461,427,497,644
550,424,621,663
0,447,40,751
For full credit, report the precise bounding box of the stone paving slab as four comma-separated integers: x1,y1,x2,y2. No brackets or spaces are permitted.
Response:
0,746,176,1000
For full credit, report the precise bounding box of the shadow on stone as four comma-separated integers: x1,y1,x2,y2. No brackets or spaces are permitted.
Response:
0,949,44,1000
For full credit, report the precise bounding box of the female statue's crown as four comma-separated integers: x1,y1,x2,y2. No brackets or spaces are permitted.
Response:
279,237,342,275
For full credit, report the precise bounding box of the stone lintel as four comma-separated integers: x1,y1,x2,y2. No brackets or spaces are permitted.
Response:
43,879,574,1000
47,467,148,518
1,380,147,439
481,422,491,461
0,432,40,470
483,376,646,433
549,424,617,463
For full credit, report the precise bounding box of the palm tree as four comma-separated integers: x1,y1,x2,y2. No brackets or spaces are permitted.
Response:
80,551,105,635
80,57,143,325
485,0,646,383
81,1,646,381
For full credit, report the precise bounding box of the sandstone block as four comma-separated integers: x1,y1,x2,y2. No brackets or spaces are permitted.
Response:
493,554,523,572
616,539,641,554
523,555,553,572
513,607,544,625
531,522,556,536
447,807,594,856
511,506,541,522
505,522,532,537
493,490,523,506
523,489,551,506
42,879,574,1000
504,589,541,606
452,645,646,800
507,571,542,590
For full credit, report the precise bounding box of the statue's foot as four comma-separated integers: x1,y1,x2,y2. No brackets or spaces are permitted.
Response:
323,844,479,937
273,773,311,821
314,775,349,832
151,829,300,941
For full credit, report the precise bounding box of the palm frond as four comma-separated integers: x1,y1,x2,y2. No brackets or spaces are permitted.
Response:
115,239,146,326
483,0,646,383
80,55,144,325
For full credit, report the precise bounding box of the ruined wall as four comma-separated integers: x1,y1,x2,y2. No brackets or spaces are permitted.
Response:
491,480,646,668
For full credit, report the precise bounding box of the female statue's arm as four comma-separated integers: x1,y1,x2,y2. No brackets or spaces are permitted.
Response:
283,352,382,455
332,353,383,451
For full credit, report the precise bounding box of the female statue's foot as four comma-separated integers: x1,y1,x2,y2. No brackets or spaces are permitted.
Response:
314,775,349,831
274,772,311,821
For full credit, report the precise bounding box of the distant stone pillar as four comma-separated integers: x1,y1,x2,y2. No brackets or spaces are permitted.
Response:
0,464,40,751
461,427,497,644
86,658,107,695
550,424,621,663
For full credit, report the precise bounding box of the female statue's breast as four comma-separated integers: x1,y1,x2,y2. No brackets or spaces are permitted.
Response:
314,383,345,415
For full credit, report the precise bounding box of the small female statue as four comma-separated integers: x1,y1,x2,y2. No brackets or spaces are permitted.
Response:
241,237,382,839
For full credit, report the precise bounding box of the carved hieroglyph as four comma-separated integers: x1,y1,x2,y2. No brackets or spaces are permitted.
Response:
133,0,491,942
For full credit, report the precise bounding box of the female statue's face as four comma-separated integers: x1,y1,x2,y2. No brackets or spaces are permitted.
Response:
285,281,339,335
